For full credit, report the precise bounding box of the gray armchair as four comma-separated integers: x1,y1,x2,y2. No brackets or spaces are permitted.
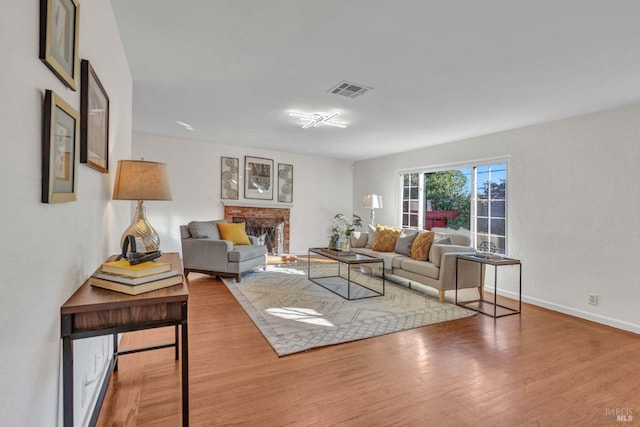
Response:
180,220,268,282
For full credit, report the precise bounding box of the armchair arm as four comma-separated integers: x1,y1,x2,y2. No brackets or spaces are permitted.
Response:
181,238,232,272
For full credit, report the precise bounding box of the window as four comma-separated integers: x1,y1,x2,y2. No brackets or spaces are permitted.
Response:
401,172,421,228
400,161,508,254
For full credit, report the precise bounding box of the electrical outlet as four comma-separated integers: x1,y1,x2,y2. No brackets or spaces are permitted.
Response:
588,294,599,306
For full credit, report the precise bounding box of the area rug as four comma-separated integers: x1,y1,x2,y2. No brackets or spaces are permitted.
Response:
222,263,475,356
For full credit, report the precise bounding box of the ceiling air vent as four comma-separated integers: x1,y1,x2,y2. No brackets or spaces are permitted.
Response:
328,81,372,99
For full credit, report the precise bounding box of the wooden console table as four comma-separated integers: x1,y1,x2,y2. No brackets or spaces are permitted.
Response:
60,252,188,426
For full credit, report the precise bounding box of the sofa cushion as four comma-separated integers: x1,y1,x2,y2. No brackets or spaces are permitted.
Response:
411,231,435,261
372,226,401,252
228,244,267,262
217,222,252,245
188,220,223,239
352,247,399,269
394,229,419,256
391,254,409,269
350,231,369,248
400,258,440,280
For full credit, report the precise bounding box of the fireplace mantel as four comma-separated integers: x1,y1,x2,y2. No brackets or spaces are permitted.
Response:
221,201,294,209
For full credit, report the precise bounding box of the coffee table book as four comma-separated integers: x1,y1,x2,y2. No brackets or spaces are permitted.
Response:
94,269,180,285
101,259,171,277
90,273,184,295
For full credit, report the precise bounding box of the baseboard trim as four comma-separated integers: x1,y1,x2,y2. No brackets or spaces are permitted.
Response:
485,286,640,334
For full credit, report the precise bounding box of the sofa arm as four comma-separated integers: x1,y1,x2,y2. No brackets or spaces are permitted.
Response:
181,238,232,272
439,250,481,291
349,231,370,248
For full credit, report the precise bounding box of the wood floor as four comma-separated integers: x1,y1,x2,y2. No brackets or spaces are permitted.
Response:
97,265,640,426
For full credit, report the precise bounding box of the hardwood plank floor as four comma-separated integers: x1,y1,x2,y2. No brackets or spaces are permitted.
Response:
97,266,640,426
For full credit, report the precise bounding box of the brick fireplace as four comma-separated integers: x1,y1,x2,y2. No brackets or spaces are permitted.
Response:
223,204,291,254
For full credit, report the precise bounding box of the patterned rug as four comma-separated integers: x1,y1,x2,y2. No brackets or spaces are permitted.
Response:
222,263,476,356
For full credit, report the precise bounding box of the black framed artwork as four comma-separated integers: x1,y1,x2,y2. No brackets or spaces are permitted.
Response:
221,156,239,200
39,0,80,90
80,60,109,173
244,156,273,200
278,163,293,203
42,90,79,203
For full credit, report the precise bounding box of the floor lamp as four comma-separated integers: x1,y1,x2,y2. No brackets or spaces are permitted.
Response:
363,194,382,226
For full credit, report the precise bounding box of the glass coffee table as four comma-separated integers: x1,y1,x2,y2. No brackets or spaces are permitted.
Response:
308,248,385,300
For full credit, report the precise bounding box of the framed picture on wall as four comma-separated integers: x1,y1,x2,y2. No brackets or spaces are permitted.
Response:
244,156,273,200
42,90,79,203
80,60,109,173
39,0,80,90
221,157,239,200
278,163,293,203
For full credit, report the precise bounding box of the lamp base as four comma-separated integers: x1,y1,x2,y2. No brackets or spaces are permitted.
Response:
120,200,160,252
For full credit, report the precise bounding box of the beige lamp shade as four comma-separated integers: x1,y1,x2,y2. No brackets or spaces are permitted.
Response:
112,160,173,201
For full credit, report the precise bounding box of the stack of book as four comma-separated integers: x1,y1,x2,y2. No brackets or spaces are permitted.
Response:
90,259,183,295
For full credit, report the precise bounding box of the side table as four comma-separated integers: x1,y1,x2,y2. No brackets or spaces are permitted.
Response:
60,252,189,426
455,254,521,318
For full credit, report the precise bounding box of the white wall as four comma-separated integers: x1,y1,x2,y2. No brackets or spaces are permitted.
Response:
0,1,132,426
354,103,640,333
132,132,354,255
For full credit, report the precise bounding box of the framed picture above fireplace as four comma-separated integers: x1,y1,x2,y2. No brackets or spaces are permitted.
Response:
245,156,274,200
278,163,293,203
220,156,239,199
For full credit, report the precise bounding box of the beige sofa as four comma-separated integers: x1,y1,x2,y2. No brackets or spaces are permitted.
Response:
349,227,482,302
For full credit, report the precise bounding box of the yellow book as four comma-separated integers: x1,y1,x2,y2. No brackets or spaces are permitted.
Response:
101,260,171,277
90,274,184,295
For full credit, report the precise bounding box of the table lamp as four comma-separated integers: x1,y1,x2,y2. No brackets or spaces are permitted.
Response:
363,194,382,226
112,159,173,252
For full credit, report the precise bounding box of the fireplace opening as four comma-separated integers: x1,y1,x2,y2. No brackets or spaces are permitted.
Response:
234,217,284,255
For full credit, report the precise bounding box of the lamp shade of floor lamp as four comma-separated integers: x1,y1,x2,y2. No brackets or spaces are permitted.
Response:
112,160,173,252
363,194,382,226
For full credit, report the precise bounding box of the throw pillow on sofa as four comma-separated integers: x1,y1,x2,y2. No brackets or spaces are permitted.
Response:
366,224,377,248
410,231,435,261
217,222,252,245
188,220,224,239
371,226,401,252
394,229,419,256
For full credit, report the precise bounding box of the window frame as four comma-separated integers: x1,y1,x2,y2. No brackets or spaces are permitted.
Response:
398,157,510,254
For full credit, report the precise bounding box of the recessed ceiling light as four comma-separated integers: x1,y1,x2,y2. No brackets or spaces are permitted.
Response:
288,111,347,129
176,120,194,131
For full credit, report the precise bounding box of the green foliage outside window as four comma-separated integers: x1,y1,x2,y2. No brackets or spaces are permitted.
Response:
424,170,470,229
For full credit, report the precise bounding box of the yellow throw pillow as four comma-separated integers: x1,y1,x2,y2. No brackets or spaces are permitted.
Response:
371,226,401,252
411,231,435,260
217,222,252,245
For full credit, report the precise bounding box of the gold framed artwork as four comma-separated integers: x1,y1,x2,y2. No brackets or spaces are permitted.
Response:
42,90,79,203
80,60,109,173
39,0,80,90
244,156,273,200
278,163,293,203
221,157,239,200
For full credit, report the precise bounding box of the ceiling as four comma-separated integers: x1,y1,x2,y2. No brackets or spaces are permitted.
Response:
110,0,640,161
